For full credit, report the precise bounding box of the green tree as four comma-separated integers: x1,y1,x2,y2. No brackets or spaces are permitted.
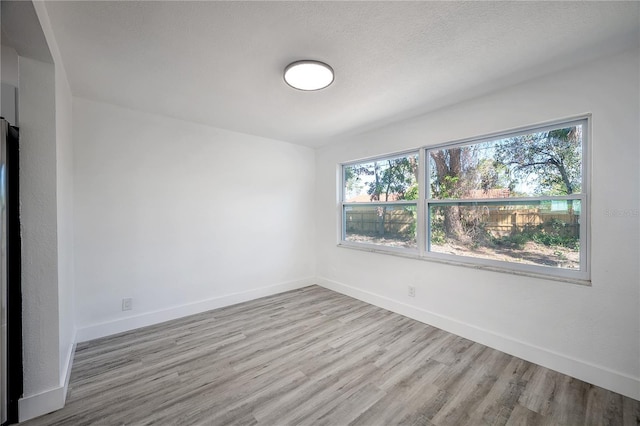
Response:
495,127,581,195
429,147,515,242
344,164,372,200
367,157,418,201
430,148,465,239
474,158,514,193
369,157,417,235
347,156,418,236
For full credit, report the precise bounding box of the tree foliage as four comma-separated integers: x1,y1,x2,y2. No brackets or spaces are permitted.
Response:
429,148,465,239
494,127,581,195
369,157,417,201
345,156,418,202
475,158,514,194
429,148,515,199
429,126,582,243
345,156,418,237
429,148,464,199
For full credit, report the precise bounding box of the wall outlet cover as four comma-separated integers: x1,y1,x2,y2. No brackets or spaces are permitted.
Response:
122,298,133,311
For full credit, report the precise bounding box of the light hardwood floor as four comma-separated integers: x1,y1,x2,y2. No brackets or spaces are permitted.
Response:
23,285,640,426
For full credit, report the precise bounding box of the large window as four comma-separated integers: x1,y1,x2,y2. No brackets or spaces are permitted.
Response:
340,117,589,281
342,152,419,250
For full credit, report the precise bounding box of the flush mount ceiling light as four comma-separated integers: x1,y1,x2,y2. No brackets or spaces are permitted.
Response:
284,60,334,91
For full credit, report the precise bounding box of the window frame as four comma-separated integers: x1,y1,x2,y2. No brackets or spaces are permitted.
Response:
339,149,421,255
338,115,591,283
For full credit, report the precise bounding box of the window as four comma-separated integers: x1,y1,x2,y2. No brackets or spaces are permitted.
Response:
342,152,419,251
340,117,589,281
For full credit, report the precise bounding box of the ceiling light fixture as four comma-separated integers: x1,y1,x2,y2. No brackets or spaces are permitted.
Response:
284,60,334,91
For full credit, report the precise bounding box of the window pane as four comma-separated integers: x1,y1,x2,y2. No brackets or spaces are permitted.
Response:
429,200,581,270
428,124,583,199
344,153,419,202
345,204,417,249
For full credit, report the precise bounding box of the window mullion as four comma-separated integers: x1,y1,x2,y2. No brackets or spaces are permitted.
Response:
417,148,426,256
343,200,418,206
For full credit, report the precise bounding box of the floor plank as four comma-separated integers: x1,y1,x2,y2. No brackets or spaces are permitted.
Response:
21,285,640,426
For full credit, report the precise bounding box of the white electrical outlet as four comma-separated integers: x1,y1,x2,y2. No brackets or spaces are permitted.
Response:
122,298,133,311
408,286,415,297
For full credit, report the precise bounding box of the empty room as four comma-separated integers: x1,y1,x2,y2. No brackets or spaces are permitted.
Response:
1,1,639,425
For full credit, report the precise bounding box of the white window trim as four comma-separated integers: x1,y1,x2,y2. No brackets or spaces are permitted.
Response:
338,115,591,285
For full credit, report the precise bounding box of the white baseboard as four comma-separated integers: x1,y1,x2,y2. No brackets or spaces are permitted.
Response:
316,276,640,401
19,333,77,422
76,278,315,343
18,385,66,423
61,338,77,404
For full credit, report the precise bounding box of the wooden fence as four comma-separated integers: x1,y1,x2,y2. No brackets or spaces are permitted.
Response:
474,208,579,237
345,207,415,237
345,206,579,238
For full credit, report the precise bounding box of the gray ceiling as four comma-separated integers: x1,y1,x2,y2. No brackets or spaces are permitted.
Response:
44,1,639,147
1,1,52,63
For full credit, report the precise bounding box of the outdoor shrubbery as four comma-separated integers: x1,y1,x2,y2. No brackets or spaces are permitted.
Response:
431,212,579,251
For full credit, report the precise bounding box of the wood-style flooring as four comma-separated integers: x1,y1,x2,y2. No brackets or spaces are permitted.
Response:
22,285,640,426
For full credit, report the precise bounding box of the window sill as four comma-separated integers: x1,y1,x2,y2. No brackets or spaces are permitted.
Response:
336,243,591,287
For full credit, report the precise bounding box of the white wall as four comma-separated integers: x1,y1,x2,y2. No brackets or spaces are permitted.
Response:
35,0,78,393
18,55,60,404
53,41,75,393
12,2,76,421
315,48,640,399
1,45,19,88
73,98,316,340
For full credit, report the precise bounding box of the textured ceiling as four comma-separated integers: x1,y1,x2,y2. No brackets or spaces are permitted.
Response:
44,1,639,147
